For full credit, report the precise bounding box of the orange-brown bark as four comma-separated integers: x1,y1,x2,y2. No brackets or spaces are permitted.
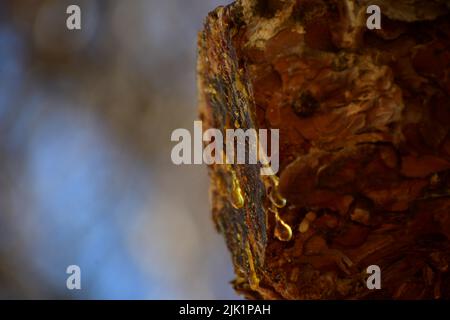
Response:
198,0,450,299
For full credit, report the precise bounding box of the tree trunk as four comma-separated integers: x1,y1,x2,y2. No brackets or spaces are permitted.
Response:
198,0,450,299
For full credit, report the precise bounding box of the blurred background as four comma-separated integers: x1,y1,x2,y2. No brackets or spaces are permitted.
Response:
0,0,237,299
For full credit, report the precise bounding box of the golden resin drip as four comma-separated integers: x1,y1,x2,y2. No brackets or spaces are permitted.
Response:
245,241,260,289
219,148,245,210
221,129,292,240
271,207,293,242
263,175,292,242
230,170,245,209
269,187,287,208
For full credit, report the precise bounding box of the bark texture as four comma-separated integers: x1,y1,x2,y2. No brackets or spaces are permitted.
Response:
198,0,450,299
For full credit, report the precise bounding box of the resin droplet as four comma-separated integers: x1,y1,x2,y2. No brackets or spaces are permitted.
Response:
269,188,287,208
230,172,245,209
263,174,287,208
271,208,292,242
245,242,260,289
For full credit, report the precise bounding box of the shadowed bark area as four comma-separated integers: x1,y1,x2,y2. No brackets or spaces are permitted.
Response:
198,0,450,299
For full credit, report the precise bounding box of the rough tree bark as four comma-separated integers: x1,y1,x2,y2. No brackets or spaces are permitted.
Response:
198,0,450,299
